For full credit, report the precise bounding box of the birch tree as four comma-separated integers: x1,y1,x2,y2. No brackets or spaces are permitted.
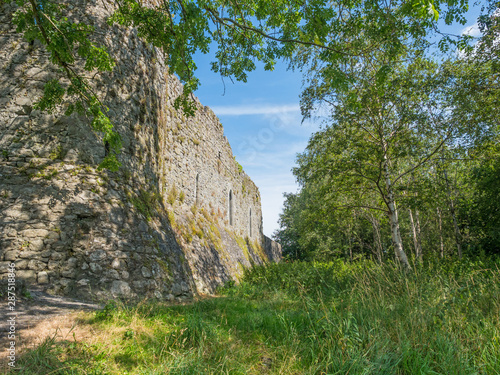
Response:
294,57,454,269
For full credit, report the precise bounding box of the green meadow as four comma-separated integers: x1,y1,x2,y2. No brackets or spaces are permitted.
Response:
14,258,500,374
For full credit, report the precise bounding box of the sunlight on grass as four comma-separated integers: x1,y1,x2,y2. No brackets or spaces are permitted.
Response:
14,257,500,374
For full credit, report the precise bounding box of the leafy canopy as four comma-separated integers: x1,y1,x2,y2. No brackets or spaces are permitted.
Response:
10,0,470,170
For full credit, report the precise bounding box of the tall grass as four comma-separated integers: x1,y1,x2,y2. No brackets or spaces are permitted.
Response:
13,257,500,374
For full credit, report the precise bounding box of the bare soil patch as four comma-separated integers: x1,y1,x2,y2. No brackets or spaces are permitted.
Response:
0,288,101,373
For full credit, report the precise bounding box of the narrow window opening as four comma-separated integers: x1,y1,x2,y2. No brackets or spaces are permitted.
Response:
194,173,199,205
229,189,233,226
249,208,252,237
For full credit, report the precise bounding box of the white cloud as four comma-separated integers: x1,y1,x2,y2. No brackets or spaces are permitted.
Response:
211,104,300,116
461,22,481,37
238,141,309,169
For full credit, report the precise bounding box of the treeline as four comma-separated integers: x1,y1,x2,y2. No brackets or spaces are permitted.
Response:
274,5,500,265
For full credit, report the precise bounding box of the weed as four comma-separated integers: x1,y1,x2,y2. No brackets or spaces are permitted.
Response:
190,205,197,215
35,168,59,180
234,156,243,173
49,145,64,161
167,185,177,205
122,168,132,181
167,210,176,228
129,188,161,220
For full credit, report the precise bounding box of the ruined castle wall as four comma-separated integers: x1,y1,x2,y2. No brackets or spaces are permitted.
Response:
0,0,280,300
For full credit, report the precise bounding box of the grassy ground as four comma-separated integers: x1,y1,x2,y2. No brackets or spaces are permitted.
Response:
13,257,500,374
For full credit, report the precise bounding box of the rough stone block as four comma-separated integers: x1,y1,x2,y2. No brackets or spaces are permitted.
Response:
63,149,79,162
22,229,49,238
4,251,18,261
4,228,17,237
4,207,30,220
89,263,102,273
111,280,132,297
19,250,38,259
40,250,52,259
28,259,47,271
46,231,60,240
37,271,49,284
141,266,152,278
14,259,29,269
77,279,89,286
67,257,78,267
17,270,36,283
18,148,34,157
48,260,60,270
0,262,13,273
105,269,120,280
61,269,77,279
28,239,45,251
90,250,107,262
171,283,183,296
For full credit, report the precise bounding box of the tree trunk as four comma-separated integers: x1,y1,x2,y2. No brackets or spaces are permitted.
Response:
383,160,411,269
415,210,422,258
437,207,444,258
409,209,423,261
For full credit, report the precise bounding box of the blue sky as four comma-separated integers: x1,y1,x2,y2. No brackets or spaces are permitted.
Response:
191,5,484,237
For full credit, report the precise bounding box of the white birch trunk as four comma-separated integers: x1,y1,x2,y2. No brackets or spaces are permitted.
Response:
383,160,411,269
415,210,422,259
409,209,423,261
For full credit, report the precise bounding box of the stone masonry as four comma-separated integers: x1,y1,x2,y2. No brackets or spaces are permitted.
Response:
0,0,281,301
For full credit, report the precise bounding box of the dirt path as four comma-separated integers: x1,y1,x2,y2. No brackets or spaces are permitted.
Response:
0,288,102,373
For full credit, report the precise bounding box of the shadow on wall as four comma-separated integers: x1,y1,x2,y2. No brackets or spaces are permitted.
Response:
0,1,195,302
0,0,280,302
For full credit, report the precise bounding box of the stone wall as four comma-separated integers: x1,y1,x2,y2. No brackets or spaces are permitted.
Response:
0,0,281,301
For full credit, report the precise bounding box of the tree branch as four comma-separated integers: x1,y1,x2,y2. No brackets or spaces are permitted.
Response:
204,7,356,57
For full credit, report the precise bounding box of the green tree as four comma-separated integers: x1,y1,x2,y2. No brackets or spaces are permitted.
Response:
466,143,500,254
8,0,469,169
274,180,380,261
444,3,500,255
294,57,455,268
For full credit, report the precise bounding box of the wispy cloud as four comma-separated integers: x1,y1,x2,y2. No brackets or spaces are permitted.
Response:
211,104,300,116
238,141,309,169
461,22,481,37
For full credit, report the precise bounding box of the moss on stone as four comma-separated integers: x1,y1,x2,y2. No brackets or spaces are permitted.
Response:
49,145,64,161
167,185,177,205
156,258,172,279
129,188,161,221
